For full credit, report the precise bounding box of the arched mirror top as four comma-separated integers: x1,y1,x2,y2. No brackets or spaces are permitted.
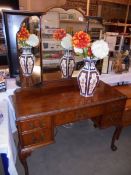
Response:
49,8,85,20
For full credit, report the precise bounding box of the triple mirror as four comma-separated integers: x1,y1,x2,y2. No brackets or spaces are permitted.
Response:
3,9,104,86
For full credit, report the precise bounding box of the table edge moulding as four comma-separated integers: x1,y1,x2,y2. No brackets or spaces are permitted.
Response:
11,78,127,175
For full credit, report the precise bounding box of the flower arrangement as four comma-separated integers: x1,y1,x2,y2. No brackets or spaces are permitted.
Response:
53,28,66,41
53,28,72,50
72,31,109,60
17,24,39,48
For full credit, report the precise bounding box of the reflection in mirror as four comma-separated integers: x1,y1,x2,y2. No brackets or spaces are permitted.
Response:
17,16,42,87
41,11,62,81
41,9,87,81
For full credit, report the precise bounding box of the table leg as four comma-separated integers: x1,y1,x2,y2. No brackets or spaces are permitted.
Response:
111,126,123,151
18,144,32,175
1,154,10,175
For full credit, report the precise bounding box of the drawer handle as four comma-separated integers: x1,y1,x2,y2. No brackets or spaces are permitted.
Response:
29,123,35,129
32,135,37,143
40,121,45,128
77,115,84,120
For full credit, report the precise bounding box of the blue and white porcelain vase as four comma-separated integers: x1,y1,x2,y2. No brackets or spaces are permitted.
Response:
77,57,99,97
19,47,35,77
60,49,75,78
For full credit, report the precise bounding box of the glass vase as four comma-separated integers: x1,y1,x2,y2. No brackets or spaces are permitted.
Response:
77,57,99,97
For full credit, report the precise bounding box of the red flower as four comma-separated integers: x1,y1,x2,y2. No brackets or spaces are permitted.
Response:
72,31,91,49
87,47,92,56
53,29,66,41
17,24,29,41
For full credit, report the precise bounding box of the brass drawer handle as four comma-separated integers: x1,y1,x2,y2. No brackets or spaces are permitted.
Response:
40,121,45,128
29,123,35,129
77,115,84,120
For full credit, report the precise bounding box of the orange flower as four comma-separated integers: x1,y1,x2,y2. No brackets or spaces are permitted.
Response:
53,29,66,41
17,25,29,42
72,31,91,49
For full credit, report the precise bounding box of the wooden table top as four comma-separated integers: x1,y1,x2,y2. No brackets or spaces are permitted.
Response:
12,78,127,121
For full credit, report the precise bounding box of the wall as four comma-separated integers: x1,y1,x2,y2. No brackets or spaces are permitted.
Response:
61,0,87,14
19,0,97,15
18,0,131,21
101,2,127,21
19,0,66,11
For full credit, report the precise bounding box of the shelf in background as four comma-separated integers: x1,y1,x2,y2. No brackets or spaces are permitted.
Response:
60,19,87,24
104,22,131,27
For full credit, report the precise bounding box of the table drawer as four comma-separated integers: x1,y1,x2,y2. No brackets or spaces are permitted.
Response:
55,105,103,126
100,111,123,128
18,116,52,132
103,100,125,114
21,128,53,148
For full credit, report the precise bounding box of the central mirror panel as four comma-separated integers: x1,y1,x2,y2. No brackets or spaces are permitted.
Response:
41,8,87,81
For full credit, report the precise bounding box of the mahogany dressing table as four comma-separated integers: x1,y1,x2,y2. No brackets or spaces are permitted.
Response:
11,78,127,175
